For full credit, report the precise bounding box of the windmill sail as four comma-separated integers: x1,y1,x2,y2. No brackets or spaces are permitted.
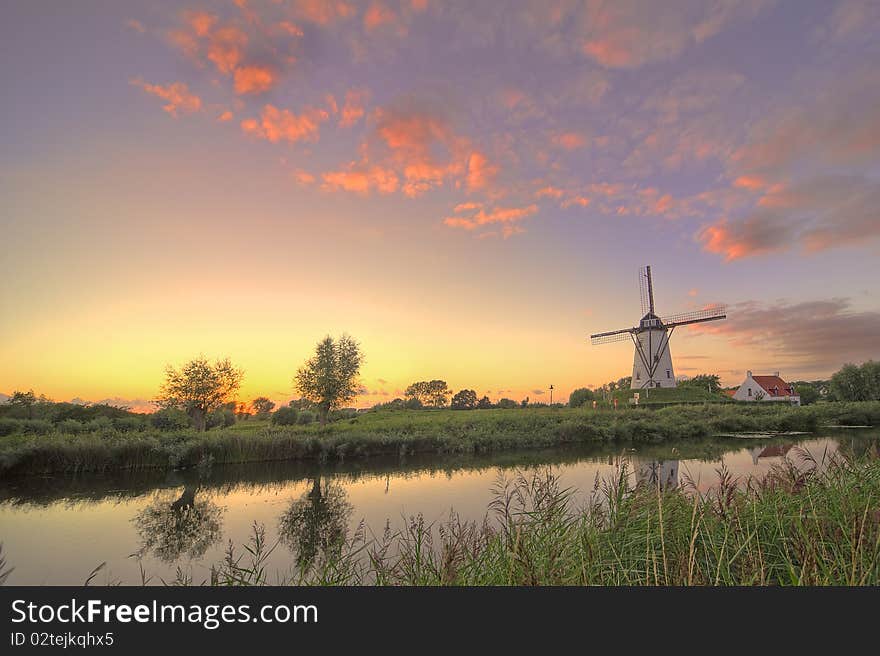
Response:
638,266,650,316
590,331,632,345
660,305,727,328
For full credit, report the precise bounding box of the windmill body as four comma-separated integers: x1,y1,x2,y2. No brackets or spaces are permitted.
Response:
590,266,727,390
631,315,676,388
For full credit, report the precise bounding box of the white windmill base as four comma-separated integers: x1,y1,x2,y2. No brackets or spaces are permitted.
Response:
630,328,676,389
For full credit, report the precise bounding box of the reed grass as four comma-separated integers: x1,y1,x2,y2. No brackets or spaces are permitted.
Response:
207,445,880,586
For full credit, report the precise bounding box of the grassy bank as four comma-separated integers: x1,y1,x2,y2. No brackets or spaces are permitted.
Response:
206,449,880,585
1,402,879,477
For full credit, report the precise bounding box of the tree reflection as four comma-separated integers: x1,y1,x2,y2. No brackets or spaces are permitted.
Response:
133,485,224,562
278,477,352,567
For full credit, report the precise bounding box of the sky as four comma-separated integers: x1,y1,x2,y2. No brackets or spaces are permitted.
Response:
1,0,879,411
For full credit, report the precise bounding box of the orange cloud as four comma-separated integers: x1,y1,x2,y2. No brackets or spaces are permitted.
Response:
321,163,399,194
535,186,564,200
454,202,482,212
277,21,304,37
291,0,356,25
696,218,784,262
240,104,328,143
444,204,538,231
733,175,766,190
131,79,201,117
125,19,146,34
364,2,400,32
373,106,469,194
186,10,217,37
465,151,498,191
293,169,316,185
207,25,248,74
562,195,591,208
217,110,234,122
233,65,276,95
339,88,369,127
553,131,587,150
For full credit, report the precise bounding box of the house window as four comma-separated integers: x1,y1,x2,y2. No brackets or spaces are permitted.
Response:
666,370,671,379
636,372,640,380
748,388,752,397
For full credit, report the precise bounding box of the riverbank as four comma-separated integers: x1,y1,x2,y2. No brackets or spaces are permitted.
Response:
209,449,880,585
1,402,878,477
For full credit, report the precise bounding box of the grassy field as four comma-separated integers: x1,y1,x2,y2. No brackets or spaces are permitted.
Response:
1,401,878,477
205,448,880,585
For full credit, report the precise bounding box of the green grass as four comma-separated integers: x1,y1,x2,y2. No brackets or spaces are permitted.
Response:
1,402,878,477
204,447,880,586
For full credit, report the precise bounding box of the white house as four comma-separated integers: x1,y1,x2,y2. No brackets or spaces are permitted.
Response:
732,371,800,405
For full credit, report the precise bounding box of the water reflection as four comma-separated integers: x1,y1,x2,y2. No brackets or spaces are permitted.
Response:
133,484,224,563
0,431,877,584
278,477,352,568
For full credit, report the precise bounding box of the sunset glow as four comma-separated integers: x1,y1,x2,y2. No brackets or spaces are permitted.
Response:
2,0,878,410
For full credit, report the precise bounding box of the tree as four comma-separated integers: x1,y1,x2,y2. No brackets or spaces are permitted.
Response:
568,387,595,408
8,390,37,419
617,376,632,390
830,361,880,401
133,486,223,562
476,395,492,409
520,397,529,408
496,398,517,409
278,477,352,569
156,356,243,431
679,374,721,393
795,383,820,405
294,334,364,426
451,389,477,410
404,380,450,408
252,396,276,418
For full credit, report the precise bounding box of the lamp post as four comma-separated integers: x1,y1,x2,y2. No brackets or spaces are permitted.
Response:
549,384,554,406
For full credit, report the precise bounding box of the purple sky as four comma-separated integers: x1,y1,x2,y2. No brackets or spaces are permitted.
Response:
1,0,878,407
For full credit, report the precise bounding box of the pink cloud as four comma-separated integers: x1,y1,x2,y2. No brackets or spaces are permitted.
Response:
241,104,329,143
339,88,369,127
321,163,400,194
131,79,202,117
552,131,587,150
465,151,498,191
233,65,276,95
291,0,356,25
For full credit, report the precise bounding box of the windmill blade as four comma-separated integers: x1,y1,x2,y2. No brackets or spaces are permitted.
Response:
638,266,649,316
590,330,633,345
661,305,727,328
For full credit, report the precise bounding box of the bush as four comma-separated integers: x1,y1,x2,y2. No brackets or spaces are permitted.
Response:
20,419,54,435
404,397,423,410
0,418,21,436
207,408,235,429
87,416,114,432
113,416,147,432
150,408,191,431
297,410,316,425
272,407,299,426
57,419,87,434
569,387,595,408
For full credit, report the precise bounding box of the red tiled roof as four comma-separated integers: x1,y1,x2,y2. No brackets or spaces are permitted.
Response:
723,389,736,397
752,375,796,397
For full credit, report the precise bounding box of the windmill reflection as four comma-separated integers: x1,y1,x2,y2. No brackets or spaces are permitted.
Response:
614,454,680,491
133,485,224,563
278,477,352,568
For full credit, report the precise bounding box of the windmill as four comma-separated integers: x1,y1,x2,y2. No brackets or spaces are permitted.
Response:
590,266,727,390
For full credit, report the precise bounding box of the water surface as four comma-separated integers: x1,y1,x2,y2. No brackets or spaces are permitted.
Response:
1,431,876,584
